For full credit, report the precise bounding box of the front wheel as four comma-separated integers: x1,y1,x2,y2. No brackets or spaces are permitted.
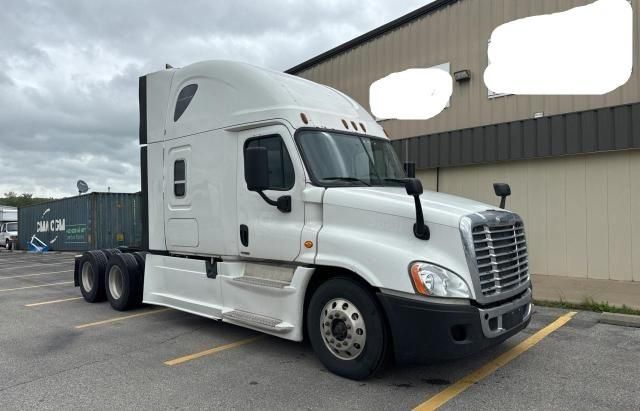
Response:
307,277,389,380
5,240,10,250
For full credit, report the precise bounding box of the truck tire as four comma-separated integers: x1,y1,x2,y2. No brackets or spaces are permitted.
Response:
307,277,389,380
78,250,108,302
6,240,11,251
132,251,148,305
105,253,143,311
132,251,148,272
101,248,121,260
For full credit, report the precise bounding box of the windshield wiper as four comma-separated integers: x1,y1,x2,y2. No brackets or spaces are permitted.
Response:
321,177,371,186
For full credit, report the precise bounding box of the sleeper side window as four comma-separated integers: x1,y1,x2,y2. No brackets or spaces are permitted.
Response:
174,84,198,121
244,135,295,191
174,159,186,197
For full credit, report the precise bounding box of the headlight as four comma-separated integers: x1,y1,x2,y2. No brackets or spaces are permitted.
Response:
409,262,471,298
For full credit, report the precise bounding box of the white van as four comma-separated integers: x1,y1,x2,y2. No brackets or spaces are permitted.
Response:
0,221,18,250
74,61,532,379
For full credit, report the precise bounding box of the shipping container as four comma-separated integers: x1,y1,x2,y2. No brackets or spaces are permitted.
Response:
17,192,142,251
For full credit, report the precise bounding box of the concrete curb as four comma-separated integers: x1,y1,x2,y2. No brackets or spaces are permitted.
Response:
599,312,640,328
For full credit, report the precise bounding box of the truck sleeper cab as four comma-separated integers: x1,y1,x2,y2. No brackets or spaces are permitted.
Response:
74,60,532,380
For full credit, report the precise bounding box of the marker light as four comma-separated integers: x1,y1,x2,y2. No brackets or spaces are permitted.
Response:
409,262,471,298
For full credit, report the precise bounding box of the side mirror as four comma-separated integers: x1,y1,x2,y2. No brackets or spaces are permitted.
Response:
493,183,511,209
244,146,291,213
404,178,429,240
404,162,416,178
244,147,269,191
405,177,423,196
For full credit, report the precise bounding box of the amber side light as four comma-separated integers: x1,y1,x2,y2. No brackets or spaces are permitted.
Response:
300,112,309,124
410,264,428,295
304,240,314,249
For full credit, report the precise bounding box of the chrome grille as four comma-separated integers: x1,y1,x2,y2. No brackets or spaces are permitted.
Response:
471,220,529,297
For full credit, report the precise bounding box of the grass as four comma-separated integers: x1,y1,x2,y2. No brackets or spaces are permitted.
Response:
534,297,640,316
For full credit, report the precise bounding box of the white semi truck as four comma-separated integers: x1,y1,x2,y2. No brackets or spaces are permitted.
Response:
74,60,532,379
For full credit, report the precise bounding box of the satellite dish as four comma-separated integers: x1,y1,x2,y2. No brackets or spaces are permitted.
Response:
77,180,89,194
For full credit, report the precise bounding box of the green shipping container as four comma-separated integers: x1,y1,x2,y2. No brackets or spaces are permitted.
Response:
17,192,142,251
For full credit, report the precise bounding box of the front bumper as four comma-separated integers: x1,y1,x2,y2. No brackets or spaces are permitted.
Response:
377,288,532,365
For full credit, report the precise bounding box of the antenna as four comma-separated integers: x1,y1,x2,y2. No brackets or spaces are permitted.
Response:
77,180,89,195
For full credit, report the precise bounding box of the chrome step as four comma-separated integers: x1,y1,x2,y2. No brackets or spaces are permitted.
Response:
223,309,293,332
233,276,291,289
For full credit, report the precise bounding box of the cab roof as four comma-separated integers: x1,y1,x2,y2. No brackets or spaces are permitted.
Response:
141,60,384,144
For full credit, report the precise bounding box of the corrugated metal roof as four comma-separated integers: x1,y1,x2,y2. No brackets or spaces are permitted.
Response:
285,0,460,74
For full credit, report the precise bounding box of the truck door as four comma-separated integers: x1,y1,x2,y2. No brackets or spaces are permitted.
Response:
237,125,305,261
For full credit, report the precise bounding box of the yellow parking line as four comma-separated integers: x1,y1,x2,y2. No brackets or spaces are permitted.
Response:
75,308,172,329
413,311,577,411
0,270,73,280
164,335,264,366
25,296,83,307
0,281,73,293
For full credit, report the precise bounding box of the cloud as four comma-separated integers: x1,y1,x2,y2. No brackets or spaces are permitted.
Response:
0,0,430,197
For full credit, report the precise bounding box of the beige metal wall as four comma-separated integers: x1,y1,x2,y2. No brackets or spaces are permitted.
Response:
416,149,640,282
295,0,640,140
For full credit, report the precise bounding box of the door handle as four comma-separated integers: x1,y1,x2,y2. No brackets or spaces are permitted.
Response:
240,224,249,247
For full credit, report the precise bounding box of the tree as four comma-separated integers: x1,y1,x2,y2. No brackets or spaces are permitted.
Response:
0,192,53,207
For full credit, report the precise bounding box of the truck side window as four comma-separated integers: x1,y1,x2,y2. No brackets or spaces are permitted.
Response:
174,160,186,197
174,84,198,121
244,135,294,190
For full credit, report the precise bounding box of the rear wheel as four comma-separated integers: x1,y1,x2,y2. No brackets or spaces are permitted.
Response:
307,277,389,380
132,251,148,272
105,253,143,311
101,248,121,260
79,250,108,302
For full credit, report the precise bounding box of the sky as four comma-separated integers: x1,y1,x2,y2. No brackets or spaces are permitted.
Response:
0,0,431,198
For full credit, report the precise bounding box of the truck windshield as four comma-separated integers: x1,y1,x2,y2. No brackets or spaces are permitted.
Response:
7,223,17,231
296,130,406,187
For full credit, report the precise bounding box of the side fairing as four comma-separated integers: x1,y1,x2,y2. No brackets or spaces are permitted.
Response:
147,142,166,250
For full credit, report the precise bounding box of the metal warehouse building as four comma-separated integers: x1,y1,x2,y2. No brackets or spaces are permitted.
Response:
287,0,640,284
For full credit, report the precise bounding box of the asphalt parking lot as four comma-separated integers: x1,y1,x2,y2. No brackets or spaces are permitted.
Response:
0,250,639,410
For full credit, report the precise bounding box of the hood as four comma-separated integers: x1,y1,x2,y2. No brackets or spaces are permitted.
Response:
322,186,497,227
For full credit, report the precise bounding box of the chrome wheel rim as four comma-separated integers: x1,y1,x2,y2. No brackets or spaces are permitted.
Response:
81,262,94,292
320,298,366,360
108,265,124,300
